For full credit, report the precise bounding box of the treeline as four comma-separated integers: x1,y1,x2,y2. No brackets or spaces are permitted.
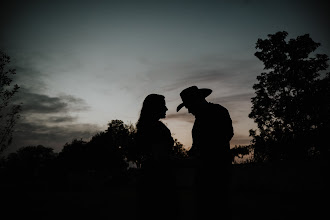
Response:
0,120,188,191
0,119,254,191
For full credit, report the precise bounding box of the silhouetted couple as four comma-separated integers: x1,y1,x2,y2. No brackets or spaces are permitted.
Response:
136,86,234,220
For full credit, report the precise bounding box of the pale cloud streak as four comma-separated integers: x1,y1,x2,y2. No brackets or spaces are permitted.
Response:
8,86,100,154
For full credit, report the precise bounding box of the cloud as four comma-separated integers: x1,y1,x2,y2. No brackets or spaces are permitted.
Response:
14,88,90,114
210,93,253,103
209,92,254,111
5,87,100,154
230,134,252,146
160,55,260,89
0,50,104,154
11,121,101,153
162,69,232,95
47,115,78,123
165,112,195,123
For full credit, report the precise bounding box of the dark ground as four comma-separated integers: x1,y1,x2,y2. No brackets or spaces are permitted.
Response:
1,160,328,219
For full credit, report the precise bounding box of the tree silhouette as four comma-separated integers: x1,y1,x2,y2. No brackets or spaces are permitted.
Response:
87,120,132,175
249,31,330,161
4,145,57,184
172,138,188,159
231,145,251,163
58,120,136,179
0,119,187,191
58,139,89,171
0,50,21,155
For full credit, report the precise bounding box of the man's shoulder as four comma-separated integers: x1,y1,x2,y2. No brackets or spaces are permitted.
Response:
207,102,228,113
205,103,231,122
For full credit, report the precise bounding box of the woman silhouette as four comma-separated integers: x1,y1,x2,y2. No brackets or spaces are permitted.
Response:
136,94,174,163
136,94,177,220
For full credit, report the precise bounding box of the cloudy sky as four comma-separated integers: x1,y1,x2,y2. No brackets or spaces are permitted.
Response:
1,0,329,153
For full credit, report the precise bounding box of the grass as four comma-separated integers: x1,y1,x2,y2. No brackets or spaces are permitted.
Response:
1,160,328,219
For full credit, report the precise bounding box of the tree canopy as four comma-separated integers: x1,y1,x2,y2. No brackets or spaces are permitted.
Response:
0,50,21,155
249,31,330,161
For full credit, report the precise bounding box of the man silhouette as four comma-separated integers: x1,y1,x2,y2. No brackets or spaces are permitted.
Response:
177,86,234,219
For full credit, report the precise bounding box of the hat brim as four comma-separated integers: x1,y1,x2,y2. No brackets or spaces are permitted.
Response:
176,103,185,112
176,88,212,112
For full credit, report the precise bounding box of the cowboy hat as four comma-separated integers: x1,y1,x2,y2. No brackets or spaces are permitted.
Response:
176,86,212,112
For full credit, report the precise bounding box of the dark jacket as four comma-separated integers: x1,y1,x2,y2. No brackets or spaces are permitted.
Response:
189,102,234,165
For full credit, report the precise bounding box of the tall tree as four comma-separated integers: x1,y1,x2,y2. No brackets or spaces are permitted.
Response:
249,31,330,161
0,50,21,155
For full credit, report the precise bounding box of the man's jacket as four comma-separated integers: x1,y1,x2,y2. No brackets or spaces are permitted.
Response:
189,102,234,165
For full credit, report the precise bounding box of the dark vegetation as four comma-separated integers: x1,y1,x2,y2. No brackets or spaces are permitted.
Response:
0,120,188,191
0,31,329,219
0,50,21,155
249,31,330,162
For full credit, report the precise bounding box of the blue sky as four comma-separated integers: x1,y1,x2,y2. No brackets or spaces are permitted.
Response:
1,0,329,153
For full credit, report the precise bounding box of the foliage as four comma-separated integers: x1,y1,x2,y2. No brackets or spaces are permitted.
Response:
87,120,134,174
249,31,330,161
4,145,57,180
172,138,188,159
58,139,89,170
230,145,251,163
58,120,186,173
0,50,21,155
0,119,187,190
58,120,133,175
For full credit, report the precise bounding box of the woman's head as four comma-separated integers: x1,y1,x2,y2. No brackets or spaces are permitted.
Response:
137,94,168,127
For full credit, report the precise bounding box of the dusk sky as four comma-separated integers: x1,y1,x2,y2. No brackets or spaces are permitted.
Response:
1,0,329,153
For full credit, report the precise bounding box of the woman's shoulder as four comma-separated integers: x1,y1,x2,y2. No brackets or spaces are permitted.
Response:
137,121,171,138
137,121,167,134
156,121,170,131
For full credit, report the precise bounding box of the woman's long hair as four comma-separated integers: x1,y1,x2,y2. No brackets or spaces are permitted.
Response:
136,94,165,130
